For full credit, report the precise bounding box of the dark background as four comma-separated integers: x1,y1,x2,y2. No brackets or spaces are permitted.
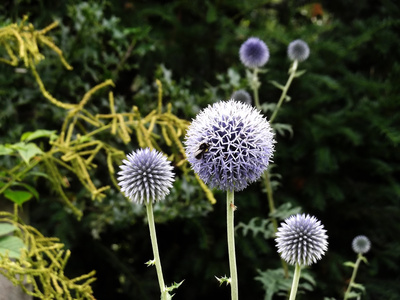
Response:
1,0,399,299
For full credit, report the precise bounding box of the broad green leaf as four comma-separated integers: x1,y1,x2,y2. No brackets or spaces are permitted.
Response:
21,129,58,142
0,145,14,155
0,235,25,259
4,189,33,205
9,182,39,200
10,142,43,164
0,223,17,237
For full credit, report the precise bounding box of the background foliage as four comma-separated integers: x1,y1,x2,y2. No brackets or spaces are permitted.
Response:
1,0,399,299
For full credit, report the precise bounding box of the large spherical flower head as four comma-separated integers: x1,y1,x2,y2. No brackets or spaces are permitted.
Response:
118,148,175,205
184,100,274,192
275,214,328,266
287,39,310,62
352,235,371,254
239,37,270,68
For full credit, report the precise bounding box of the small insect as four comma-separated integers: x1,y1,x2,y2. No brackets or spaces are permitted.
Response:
194,143,210,160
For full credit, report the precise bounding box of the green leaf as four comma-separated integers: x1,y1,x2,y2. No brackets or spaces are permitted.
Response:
10,182,39,200
21,129,58,142
10,142,43,164
269,80,285,90
4,189,33,205
0,235,25,259
0,223,17,237
294,69,307,78
0,144,14,155
343,261,356,268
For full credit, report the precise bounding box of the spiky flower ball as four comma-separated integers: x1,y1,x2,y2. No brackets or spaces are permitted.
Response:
118,148,175,205
287,39,310,62
352,235,371,254
275,214,328,266
239,37,270,68
231,90,252,105
184,100,274,192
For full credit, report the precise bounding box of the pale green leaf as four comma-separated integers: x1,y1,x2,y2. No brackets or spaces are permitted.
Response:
269,80,285,90
0,223,17,237
0,145,14,155
0,235,26,259
21,129,58,142
10,142,43,164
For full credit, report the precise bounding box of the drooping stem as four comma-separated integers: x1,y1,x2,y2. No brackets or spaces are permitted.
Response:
269,59,298,123
226,190,238,300
289,263,302,300
343,254,363,300
146,202,168,300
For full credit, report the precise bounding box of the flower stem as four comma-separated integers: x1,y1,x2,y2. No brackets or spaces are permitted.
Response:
269,59,298,123
289,263,302,300
146,202,168,300
343,254,363,300
226,190,238,300
251,68,261,110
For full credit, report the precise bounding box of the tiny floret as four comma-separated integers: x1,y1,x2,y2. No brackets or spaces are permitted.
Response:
184,100,274,192
231,90,252,105
275,214,328,266
239,37,270,68
352,235,371,254
118,148,175,205
287,39,310,62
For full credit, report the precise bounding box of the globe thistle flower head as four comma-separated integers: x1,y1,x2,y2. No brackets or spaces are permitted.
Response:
231,90,252,105
184,100,274,192
287,39,310,62
239,37,270,68
275,214,328,266
118,148,175,205
352,235,371,254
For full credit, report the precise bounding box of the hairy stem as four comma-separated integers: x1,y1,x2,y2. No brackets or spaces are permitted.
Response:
226,190,238,300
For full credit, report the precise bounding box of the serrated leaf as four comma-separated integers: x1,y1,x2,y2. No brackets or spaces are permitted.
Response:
0,223,17,237
0,235,26,259
21,129,58,142
10,142,43,164
4,189,33,205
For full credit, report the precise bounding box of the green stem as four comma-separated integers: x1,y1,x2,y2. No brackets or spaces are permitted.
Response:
343,254,363,300
251,68,261,110
289,263,302,300
263,170,289,278
269,60,298,123
226,190,238,300
146,202,168,300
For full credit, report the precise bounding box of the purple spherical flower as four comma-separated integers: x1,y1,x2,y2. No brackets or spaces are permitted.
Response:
275,214,328,266
287,39,310,62
352,235,371,254
231,90,252,105
118,148,175,205
239,37,270,68
184,100,274,192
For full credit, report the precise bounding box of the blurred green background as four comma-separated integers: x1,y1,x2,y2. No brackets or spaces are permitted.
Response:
1,0,399,299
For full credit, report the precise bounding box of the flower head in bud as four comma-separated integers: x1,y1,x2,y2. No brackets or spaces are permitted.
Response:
275,214,328,266
231,90,252,105
118,148,175,204
239,37,270,68
287,39,310,62
352,235,371,254
184,100,274,192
